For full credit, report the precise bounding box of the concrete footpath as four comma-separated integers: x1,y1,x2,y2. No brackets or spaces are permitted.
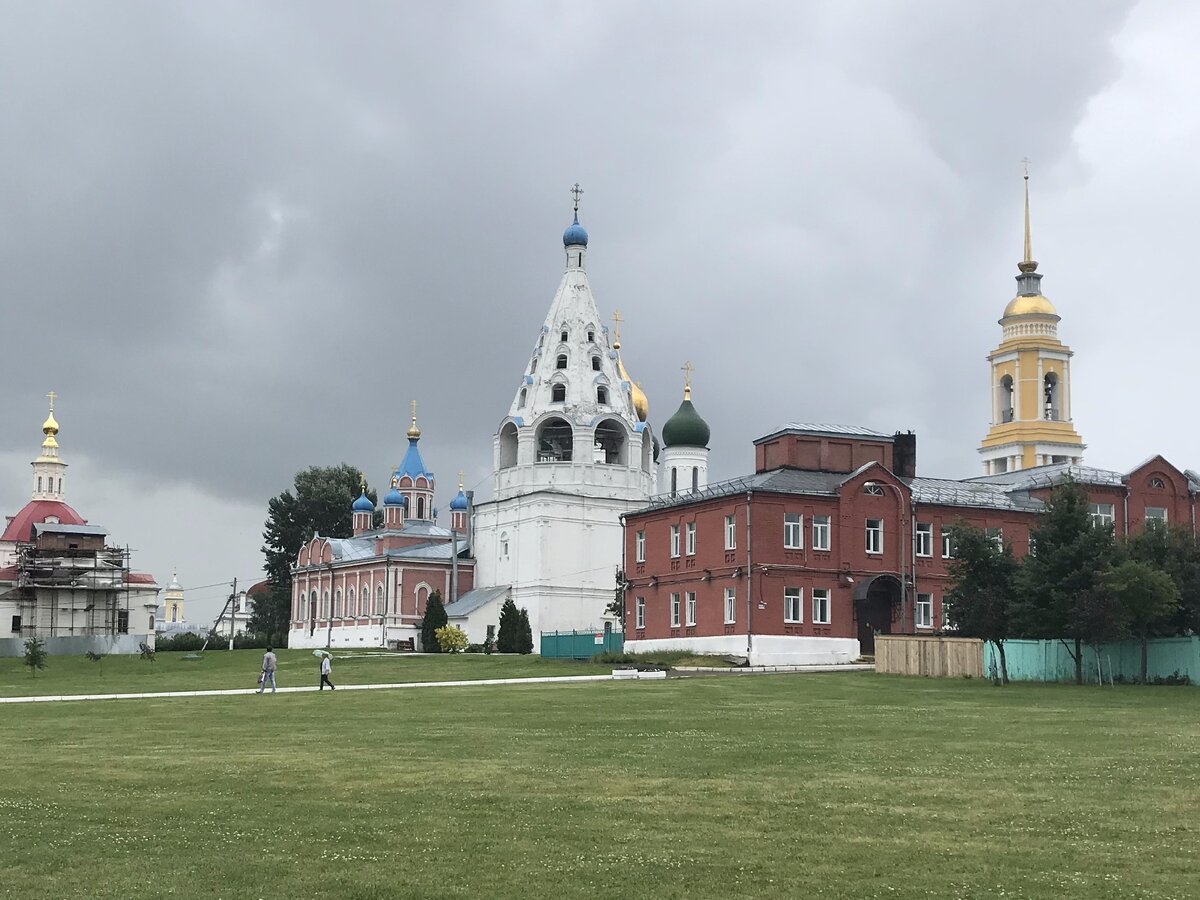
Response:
0,664,873,705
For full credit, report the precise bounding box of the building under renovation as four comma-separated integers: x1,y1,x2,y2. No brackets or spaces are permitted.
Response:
0,396,159,656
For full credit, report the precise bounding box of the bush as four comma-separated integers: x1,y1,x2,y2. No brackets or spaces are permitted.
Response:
516,608,533,655
497,598,520,653
23,638,47,676
421,591,448,653
434,625,468,653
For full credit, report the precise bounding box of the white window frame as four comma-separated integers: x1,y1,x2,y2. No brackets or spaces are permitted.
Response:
865,519,884,555
685,592,697,626
784,513,803,549
724,588,736,624
1145,507,1168,526
1088,503,1114,529
916,593,933,629
812,588,831,625
669,525,680,559
784,587,803,623
635,530,645,563
635,596,645,629
986,527,1003,549
685,521,697,556
670,593,680,627
724,515,736,550
941,529,955,559
812,514,831,551
915,522,933,557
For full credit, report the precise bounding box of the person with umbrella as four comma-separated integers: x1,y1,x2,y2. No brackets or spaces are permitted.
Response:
315,649,335,690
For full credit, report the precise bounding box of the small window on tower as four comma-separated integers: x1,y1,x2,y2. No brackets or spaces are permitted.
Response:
587,330,595,342
518,388,527,409
592,356,601,371
597,386,608,404
37,476,42,492
561,329,569,342
556,354,568,369
552,384,566,403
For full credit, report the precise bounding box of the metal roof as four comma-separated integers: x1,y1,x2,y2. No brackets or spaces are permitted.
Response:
33,522,108,536
908,477,1044,512
754,423,893,444
444,585,509,618
968,463,1125,490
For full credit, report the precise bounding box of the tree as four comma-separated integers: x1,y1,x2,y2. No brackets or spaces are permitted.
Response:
1014,479,1118,684
421,591,448,652
1124,524,1200,636
23,638,47,676
435,624,469,653
516,608,534,655
944,523,1019,684
1100,560,1178,683
497,597,520,653
605,569,626,625
260,464,380,647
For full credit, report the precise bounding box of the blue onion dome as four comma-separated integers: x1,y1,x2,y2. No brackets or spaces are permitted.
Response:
449,489,469,511
563,214,588,248
662,390,711,448
352,490,374,513
384,484,406,506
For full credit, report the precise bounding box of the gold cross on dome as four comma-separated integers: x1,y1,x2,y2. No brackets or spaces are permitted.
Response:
46,390,57,411
681,361,694,389
611,309,623,342
571,182,583,213
458,470,465,490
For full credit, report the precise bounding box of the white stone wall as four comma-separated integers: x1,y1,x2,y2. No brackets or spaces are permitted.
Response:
625,634,860,666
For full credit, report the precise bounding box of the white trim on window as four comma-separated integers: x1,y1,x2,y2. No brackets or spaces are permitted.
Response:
670,593,680,627
685,521,697,556
916,593,933,629
635,530,645,563
685,591,697,626
635,596,645,629
812,588,831,625
1145,506,1168,526
1088,502,1115,529
812,514,831,551
784,587,803,623
670,524,680,559
724,588,736,624
724,515,736,550
941,529,955,559
866,519,883,555
784,513,803,549
915,522,933,557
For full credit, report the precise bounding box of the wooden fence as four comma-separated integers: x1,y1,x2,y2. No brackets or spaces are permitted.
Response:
875,635,984,678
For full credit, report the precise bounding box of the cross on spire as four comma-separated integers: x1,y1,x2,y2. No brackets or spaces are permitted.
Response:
1019,157,1037,272
681,361,694,399
571,182,583,215
46,390,57,411
611,309,623,344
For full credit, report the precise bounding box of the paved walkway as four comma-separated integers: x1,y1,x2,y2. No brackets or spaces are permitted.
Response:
0,663,873,705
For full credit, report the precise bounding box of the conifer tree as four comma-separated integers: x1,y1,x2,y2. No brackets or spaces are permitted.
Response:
497,597,520,653
516,607,534,655
421,590,448,653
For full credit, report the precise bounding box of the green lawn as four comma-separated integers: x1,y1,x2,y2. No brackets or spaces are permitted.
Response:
2,672,1198,899
0,648,610,697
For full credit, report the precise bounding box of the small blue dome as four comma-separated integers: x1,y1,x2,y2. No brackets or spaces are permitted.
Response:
352,491,374,513
449,490,469,511
563,215,588,248
384,486,406,506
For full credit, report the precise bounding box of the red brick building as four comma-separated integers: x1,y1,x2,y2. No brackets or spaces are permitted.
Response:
622,424,1199,665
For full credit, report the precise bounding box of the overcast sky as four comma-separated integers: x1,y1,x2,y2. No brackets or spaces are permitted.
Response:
3,1,1195,620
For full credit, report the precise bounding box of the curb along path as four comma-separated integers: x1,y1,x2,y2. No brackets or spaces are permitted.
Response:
0,664,874,705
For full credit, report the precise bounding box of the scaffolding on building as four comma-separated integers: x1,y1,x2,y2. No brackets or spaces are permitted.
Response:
12,542,133,639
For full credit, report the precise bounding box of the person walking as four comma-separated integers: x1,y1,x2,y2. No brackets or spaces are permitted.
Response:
319,653,335,691
258,647,278,693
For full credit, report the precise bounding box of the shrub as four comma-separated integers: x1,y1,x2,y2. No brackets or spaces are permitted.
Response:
421,591,448,653
516,608,533,655
497,598,520,653
23,638,47,676
435,625,468,653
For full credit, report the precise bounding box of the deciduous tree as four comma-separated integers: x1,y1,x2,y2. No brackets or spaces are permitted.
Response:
944,523,1019,684
23,637,47,676
1100,560,1178,683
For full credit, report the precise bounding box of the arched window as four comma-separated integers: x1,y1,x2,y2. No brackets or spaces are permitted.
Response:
529,358,537,374
551,384,566,403
1043,372,1060,421
348,587,356,616
417,496,426,519
537,417,573,462
560,329,569,342
500,531,509,556
334,590,342,618
594,419,628,465
556,354,568,370
322,591,330,618
37,476,42,492
671,467,678,494
376,584,384,615
1149,477,1166,489
692,468,699,491
587,330,595,342
863,483,885,496
309,591,318,618
999,374,1014,422
57,478,62,492
499,422,519,468
518,388,527,409
597,386,608,404
592,356,601,371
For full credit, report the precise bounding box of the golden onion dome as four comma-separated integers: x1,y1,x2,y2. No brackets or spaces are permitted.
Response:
1002,292,1058,319
613,340,649,422
42,410,59,436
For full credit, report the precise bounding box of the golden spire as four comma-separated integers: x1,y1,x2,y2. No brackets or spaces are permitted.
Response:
42,390,59,437
1019,158,1037,274
681,361,693,401
407,399,421,439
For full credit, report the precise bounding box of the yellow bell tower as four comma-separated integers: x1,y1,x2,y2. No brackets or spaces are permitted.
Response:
978,168,1085,474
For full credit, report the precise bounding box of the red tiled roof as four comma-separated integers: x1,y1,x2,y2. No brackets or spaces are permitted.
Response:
1,499,88,543
0,565,17,581
125,573,158,585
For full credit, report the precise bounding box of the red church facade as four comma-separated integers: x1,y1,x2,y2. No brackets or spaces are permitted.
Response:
623,425,1199,665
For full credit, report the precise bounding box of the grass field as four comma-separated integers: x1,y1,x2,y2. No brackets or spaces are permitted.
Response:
0,648,611,697
2,668,1198,899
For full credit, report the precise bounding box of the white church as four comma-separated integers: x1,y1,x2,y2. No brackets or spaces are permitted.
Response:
465,190,708,640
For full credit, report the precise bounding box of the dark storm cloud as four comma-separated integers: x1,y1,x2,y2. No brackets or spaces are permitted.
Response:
6,0,1180,616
